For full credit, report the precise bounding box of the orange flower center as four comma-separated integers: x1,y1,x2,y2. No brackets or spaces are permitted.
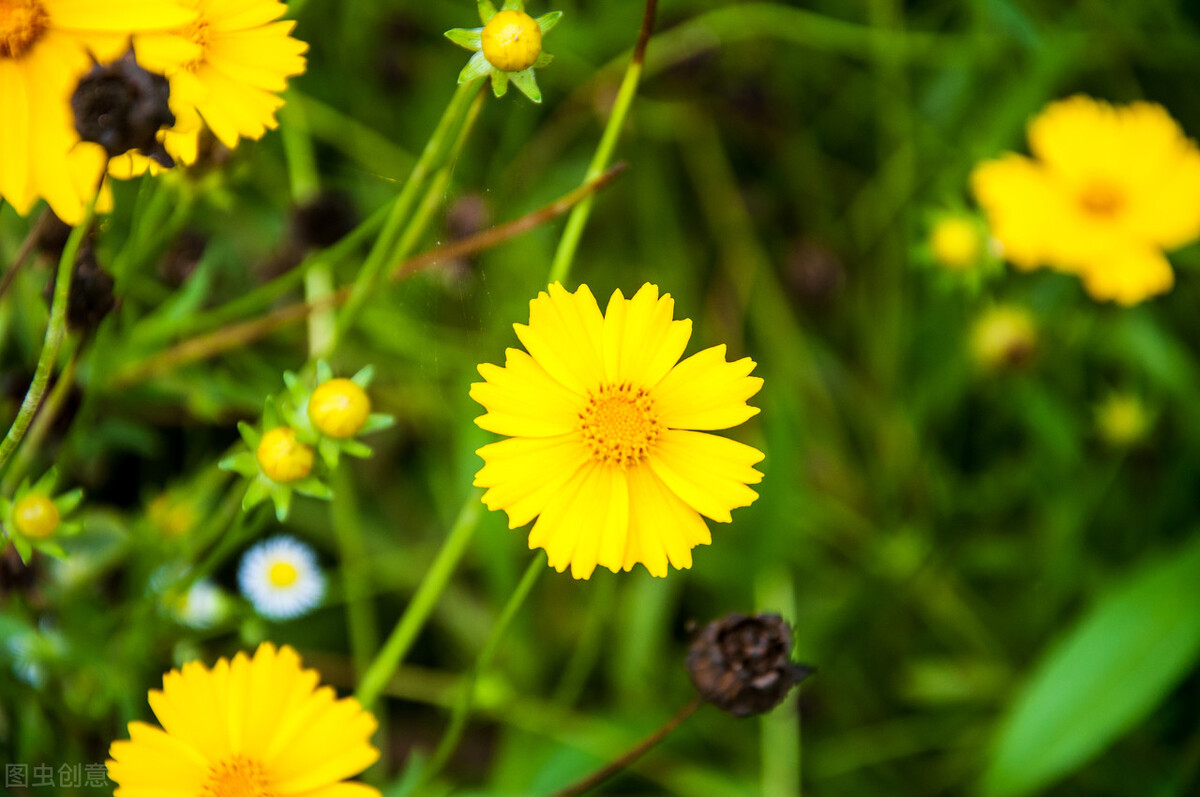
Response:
182,16,211,70
203,755,273,797
1078,180,1125,220
0,0,49,59
580,382,662,468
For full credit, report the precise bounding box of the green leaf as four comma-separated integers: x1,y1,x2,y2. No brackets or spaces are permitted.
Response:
219,452,259,478
316,360,333,384
361,414,395,434
534,52,554,69
982,535,1200,796
35,541,67,560
13,536,31,564
293,477,333,501
444,27,483,51
351,364,375,388
341,439,373,459
237,422,261,448
31,468,58,495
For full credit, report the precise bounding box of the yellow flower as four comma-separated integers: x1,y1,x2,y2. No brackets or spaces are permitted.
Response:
971,96,1200,305
308,378,371,439
471,283,765,579
256,426,314,483
107,642,380,797
970,305,1036,371
1095,393,1151,447
109,0,307,174
929,215,984,271
0,0,194,223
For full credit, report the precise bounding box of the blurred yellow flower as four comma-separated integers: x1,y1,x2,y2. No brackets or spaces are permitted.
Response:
0,0,194,223
972,96,1200,305
107,642,380,797
970,305,1036,371
1095,393,1151,447
929,215,984,271
110,0,307,175
471,283,764,579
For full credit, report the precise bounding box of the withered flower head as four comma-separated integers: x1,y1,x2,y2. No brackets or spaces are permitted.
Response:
66,244,116,333
686,612,812,717
71,53,175,167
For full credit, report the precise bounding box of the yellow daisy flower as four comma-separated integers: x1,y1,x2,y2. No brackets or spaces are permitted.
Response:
971,95,1200,305
107,642,381,797
109,0,307,174
0,0,194,223
471,283,765,579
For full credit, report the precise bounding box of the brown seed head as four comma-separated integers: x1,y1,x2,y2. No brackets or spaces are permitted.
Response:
686,612,812,717
71,52,175,166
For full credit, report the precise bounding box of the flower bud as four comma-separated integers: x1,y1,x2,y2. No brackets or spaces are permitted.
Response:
256,427,314,483
970,305,1037,371
66,245,116,332
308,379,371,439
481,10,542,72
14,494,60,539
686,613,812,717
72,52,175,166
929,216,983,271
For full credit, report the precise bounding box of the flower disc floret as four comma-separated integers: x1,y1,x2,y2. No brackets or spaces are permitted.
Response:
0,0,49,58
308,378,371,438
581,382,663,468
14,494,58,539
482,9,542,72
256,426,313,483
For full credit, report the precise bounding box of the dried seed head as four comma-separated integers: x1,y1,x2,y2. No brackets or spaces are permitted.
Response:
686,612,812,717
65,244,116,333
71,52,175,166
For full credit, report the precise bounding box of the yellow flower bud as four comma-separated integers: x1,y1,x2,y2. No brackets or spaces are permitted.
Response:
970,306,1036,371
481,10,542,72
1096,394,1150,447
308,378,372,439
14,494,60,539
256,427,314,483
930,216,983,270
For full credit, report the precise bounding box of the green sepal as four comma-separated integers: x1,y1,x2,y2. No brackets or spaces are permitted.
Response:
35,541,67,560
262,397,281,429
502,0,523,10
477,0,498,23
220,451,260,478
242,477,271,512
32,468,58,496
509,68,542,103
12,478,31,501
360,414,395,434
444,27,483,51
534,52,554,68
0,497,11,516
351,364,375,389
459,50,492,84
491,69,509,97
269,482,292,522
237,422,261,448
293,477,333,501
12,536,31,564
57,520,84,538
54,488,84,515
341,439,374,459
282,370,301,392
316,360,334,384
536,11,562,34
318,438,341,470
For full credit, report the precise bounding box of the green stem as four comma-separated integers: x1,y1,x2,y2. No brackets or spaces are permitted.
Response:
355,491,483,708
0,344,79,495
548,0,657,284
423,553,545,784
338,79,483,340
332,467,378,677
0,201,93,475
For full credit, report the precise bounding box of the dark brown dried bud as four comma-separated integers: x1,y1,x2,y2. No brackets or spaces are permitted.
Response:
686,612,812,717
65,244,116,332
159,230,208,287
34,213,73,261
291,190,359,251
72,53,175,167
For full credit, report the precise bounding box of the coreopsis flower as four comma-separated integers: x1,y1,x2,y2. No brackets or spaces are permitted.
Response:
0,0,194,223
0,469,83,563
687,613,812,717
109,0,308,175
970,305,1037,372
471,283,765,579
107,642,380,796
971,96,1200,305
279,362,395,468
219,399,332,522
238,535,325,620
445,0,561,102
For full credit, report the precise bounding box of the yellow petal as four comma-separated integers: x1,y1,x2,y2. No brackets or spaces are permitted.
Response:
601,283,692,388
48,0,197,31
647,429,762,523
0,60,33,214
514,283,605,394
623,464,710,575
471,348,584,438
474,433,590,528
1076,244,1174,306
652,345,762,431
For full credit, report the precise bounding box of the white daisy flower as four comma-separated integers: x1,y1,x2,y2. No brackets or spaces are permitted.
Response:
238,535,325,620
175,580,228,629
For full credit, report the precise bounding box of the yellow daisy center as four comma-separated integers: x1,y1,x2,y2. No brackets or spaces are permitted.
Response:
202,755,273,797
580,382,662,469
1078,180,1125,220
481,9,542,73
14,494,59,539
268,561,298,587
0,0,49,59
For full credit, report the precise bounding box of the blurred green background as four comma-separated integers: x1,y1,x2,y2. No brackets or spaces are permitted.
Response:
4,0,1200,795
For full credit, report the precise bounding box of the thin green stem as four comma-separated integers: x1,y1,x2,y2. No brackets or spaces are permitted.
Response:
0,344,79,495
423,553,545,784
0,200,93,476
338,79,483,340
355,491,483,708
548,0,657,284
332,467,379,677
